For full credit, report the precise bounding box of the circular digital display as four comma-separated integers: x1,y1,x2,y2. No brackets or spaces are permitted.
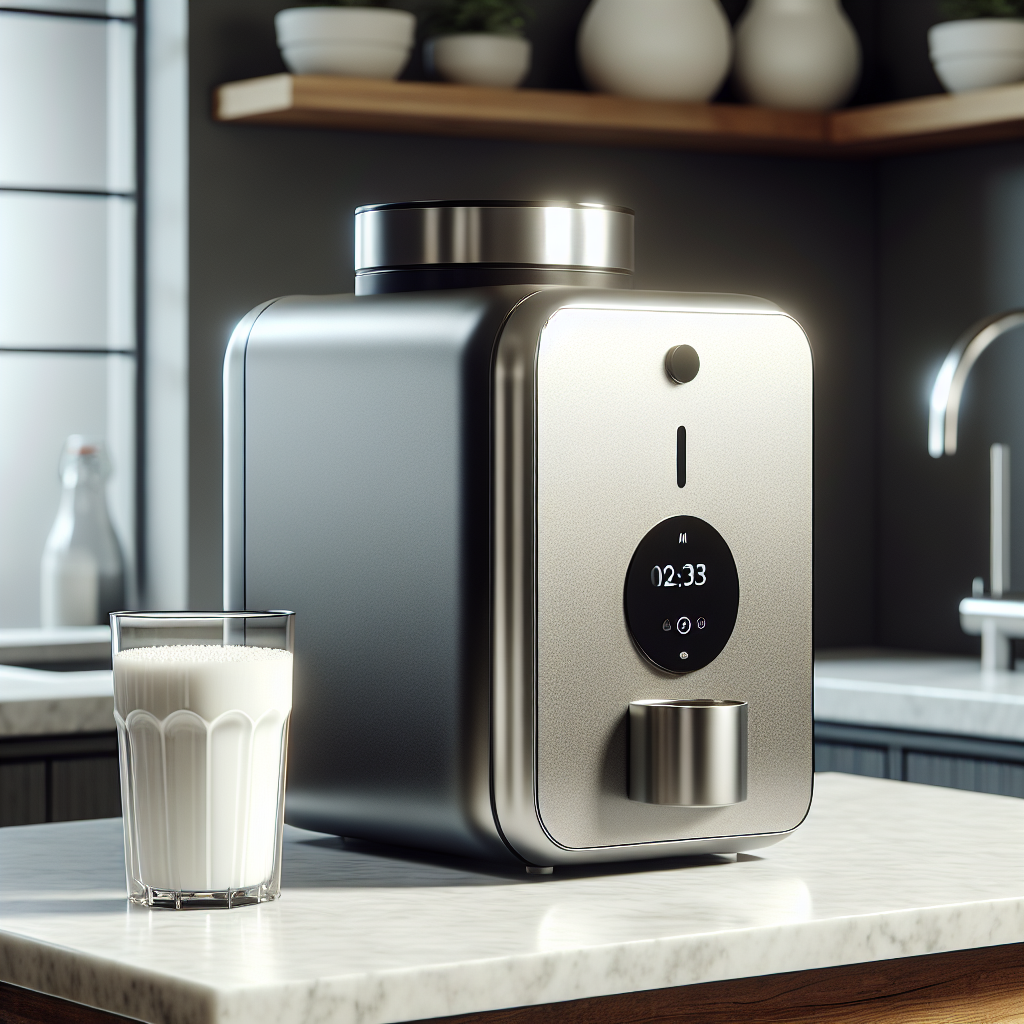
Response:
624,516,740,674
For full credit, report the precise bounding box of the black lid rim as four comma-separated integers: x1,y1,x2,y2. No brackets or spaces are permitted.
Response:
356,262,634,275
355,200,635,216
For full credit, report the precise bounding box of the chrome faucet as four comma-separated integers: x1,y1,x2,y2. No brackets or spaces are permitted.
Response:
929,309,1024,670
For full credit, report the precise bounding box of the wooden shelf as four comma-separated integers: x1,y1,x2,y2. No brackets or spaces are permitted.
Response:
214,74,1024,159
831,82,1024,155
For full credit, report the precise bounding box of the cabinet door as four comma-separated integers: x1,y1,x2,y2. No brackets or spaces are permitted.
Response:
0,761,46,825
51,756,121,822
814,741,888,779
905,752,1024,799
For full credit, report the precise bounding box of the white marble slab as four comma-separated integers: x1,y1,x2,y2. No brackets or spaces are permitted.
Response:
815,649,1024,741
0,626,110,666
0,666,113,737
0,773,1021,1024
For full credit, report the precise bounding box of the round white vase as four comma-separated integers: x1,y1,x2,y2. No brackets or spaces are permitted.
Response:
929,19,1024,94
426,33,532,88
275,7,416,79
734,0,861,111
577,0,733,102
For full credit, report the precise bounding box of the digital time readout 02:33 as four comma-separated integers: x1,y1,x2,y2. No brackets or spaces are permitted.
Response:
650,564,707,587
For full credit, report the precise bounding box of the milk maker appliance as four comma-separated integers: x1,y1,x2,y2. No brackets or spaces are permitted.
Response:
224,201,813,868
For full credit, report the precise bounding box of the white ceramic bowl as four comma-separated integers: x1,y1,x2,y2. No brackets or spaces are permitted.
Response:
929,19,1024,93
275,7,415,78
426,33,531,88
280,41,412,78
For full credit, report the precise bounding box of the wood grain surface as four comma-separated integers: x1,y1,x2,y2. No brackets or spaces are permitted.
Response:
214,75,1024,159
216,74,830,155
2,943,1021,1024
830,83,1024,156
0,981,138,1024
414,944,1024,1024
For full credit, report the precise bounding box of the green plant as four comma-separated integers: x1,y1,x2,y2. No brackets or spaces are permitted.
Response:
939,0,1024,18
427,0,530,36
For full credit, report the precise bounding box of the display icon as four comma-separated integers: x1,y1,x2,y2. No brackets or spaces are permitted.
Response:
676,616,691,634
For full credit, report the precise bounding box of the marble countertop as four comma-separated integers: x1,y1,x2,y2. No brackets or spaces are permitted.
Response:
0,665,114,737
814,649,1024,742
0,626,110,667
0,773,1021,1024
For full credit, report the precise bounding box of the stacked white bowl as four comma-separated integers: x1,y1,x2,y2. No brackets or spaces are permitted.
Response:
426,34,532,88
275,7,416,79
928,18,1024,94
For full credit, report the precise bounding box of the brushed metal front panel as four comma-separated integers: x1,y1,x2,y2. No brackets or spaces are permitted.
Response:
535,308,812,849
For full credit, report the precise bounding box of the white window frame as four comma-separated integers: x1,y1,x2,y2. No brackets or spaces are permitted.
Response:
143,0,188,610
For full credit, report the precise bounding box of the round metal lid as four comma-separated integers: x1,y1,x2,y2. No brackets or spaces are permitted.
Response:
354,201,634,275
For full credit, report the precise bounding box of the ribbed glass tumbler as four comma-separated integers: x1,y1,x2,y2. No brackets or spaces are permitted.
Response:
111,611,294,909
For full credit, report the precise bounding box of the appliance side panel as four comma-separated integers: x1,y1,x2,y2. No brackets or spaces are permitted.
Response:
535,308,813,849
223,298,280,613
242,293,510,860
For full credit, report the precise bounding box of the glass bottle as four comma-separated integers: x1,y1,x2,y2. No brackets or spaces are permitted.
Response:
40,435,126,627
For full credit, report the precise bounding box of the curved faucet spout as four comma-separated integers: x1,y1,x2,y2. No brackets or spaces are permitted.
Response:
928,309,1024,458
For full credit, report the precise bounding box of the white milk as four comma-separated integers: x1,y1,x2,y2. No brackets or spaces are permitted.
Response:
114,645,292,893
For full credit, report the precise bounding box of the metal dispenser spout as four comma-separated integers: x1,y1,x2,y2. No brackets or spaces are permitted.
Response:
928,309,1024,459
928,309,1024,670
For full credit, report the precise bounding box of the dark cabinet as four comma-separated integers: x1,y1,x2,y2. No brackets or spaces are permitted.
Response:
0,733,120,827
815,722,1024,798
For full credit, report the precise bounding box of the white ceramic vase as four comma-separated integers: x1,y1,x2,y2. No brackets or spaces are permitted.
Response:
274,7,416,79
929,19,1024,94
734,0,861,111
427,33,532,88
577,0,733,102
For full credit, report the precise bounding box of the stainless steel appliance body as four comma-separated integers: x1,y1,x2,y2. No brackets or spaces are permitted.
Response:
224,202,813,867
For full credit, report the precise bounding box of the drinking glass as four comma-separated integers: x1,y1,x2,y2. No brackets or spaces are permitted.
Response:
111,611,294,909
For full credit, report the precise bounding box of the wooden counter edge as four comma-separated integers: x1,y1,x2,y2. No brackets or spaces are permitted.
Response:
2,943,1021,1024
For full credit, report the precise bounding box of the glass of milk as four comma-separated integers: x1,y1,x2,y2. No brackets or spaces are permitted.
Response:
111,611,294,909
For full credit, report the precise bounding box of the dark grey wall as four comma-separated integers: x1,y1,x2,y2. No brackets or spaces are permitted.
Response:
191,0,1002,652
877,143,1024,654
869,1,1024,653
876,0,946,99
